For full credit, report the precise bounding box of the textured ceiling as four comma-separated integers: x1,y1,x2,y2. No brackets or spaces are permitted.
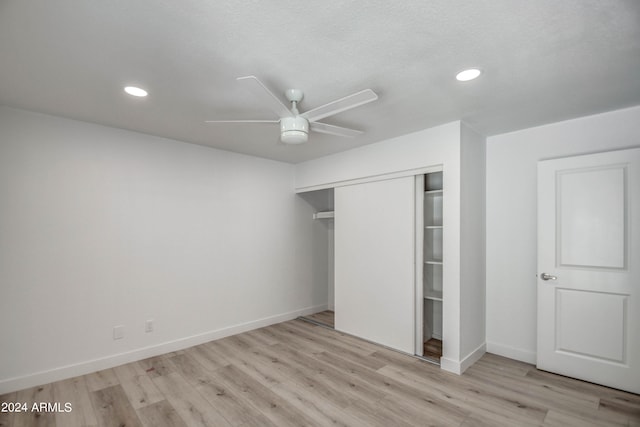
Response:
1,1,639,163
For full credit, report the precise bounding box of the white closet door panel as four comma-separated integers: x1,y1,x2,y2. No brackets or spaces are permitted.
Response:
334,176,415,353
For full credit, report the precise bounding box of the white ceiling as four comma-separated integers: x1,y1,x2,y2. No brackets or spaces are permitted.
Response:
1,1,639,163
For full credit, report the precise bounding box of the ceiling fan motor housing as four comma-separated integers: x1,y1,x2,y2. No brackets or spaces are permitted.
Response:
280,116,309,144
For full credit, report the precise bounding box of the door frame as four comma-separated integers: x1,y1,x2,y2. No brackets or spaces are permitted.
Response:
536,147,640,394
415,174,425,356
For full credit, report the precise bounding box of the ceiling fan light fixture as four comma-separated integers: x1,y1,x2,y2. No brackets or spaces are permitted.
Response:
206,76,378,144
280,116,309,144
456,68,482,82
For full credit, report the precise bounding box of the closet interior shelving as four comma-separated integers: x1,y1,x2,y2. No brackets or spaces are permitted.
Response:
423,171,443,362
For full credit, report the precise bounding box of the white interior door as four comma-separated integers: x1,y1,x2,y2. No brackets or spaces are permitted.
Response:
537,148,640,394
334,176,415,354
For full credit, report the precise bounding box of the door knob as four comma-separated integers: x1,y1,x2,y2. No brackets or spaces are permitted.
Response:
540,272,557,281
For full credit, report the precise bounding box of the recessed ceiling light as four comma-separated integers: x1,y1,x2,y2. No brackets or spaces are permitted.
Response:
124,86,148,97
456,68,482,82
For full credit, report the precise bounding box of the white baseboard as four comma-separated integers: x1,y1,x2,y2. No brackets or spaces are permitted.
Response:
440,342,486,375
0,303,327,394
486,341,536,364
459,342,486,373
439,357,460,374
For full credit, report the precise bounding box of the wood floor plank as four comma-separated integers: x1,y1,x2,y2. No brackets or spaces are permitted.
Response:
474,353,533,377
218,335,254,352
312,349,469,424
318,330,388,357
220,335,358,423
465,362,601,415
423,338,443,360
198,342,235,368
270,381,368,427
375,394,461,427
212,364,318,427
288,318,381,348
291,321,390,369
111,360,147,379
467,357,623,426
136,400,188,427
0,392,16,427
271,342,388,404
226,342,355,410
302,310,335,328
445,373,550,424
270,321,387,370
137,356,174,378
13,384,56,427
526,367,640,404
246,325,282,346
52,376,98,427
228,330,273,349
166,353,215,388
527,368,639,424
90,384,143,427
369,347,428,369
228,344,384,427
262,323,330,354
543,408,629,427
339,396,416,427
459,412,525,427
84,369,119,392
202,338,244,364
376,363,544,426
215,344,288,389
599,395,640,418
195,372,277,427
113,363,165,410
184,345,229,372
279,319,375,357
294,320,391,355
242,328,280,346
152,372,231,427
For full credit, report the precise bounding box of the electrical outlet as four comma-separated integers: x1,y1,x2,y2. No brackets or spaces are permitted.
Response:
113,325,124,340
145,319,154,333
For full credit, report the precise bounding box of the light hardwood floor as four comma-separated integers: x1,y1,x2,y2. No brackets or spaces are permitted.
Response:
1,319,638,426
300,310,335,328
423,338,443,360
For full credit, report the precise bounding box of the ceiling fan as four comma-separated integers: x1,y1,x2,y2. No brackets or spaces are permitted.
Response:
206,76,378,144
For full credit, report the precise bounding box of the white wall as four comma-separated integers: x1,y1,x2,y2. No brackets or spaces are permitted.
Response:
0,106,327,393
486,105,640,363
459,123,486,365
295,122,461,191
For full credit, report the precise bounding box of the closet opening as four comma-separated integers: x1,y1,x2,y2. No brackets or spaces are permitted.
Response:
419,171,444,363
297,187,335,329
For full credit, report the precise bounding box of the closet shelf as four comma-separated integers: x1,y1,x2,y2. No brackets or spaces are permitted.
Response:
425,189,443,194
425,290,443,300
425,260,443,265
425,225,443,229
313,211,335,220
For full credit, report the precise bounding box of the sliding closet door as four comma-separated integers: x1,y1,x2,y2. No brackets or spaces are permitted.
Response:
334,176,415,353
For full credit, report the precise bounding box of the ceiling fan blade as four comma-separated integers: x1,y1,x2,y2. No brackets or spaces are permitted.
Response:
205,119,279,123
237,76,292,119
301,89,378,122
310,122,363,138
